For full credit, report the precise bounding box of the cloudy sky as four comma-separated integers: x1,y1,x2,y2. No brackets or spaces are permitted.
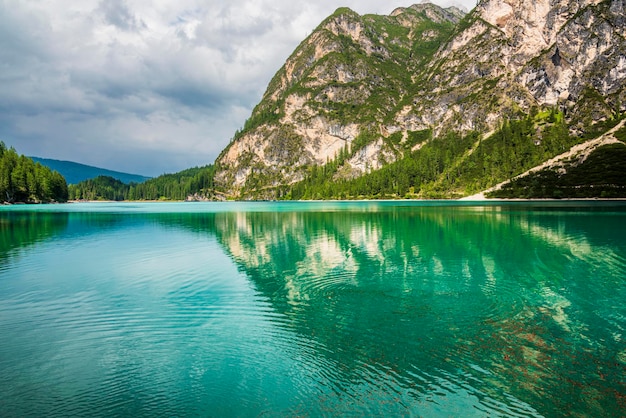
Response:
1,0,477,177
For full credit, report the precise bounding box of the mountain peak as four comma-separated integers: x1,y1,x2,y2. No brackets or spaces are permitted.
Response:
214,1,626,199
323,7,364,41
391,3,466,23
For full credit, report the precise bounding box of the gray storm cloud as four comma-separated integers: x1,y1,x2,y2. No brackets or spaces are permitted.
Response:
0,0,477,176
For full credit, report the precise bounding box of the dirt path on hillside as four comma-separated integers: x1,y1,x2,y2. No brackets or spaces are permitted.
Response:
461,120,626,200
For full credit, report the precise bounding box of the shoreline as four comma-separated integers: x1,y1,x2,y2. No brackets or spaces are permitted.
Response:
4,197,626,206
67,197,626,203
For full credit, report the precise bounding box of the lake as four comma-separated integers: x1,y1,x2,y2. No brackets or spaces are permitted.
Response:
0,201,625,417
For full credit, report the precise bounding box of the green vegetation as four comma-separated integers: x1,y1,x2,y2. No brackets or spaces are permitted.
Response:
488,143,626,199
445,112,572,191
287,130,474,200
0,142,68,203
69,165,217,201
283,111,594,200
68,176,130,201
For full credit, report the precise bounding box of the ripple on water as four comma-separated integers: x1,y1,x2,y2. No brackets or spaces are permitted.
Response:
298,270,357,297
2,203,625,417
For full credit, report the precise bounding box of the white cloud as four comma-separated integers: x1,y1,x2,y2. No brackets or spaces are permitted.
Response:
0,0,477,176
99,0,147,32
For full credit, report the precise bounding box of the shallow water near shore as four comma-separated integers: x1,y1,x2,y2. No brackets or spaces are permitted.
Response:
1,201,625,417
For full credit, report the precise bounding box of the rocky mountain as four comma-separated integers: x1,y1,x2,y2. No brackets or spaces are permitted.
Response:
400,0,626,135
214,1,626,199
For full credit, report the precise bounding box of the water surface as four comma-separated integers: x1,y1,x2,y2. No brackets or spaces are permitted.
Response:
1,201,625,417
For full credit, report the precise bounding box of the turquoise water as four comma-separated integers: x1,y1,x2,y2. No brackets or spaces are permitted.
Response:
0,201,625,417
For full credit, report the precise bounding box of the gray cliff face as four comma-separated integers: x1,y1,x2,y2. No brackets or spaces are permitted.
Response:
391,4,466,23
399,0,626,136
214,1,626,198
522,0,626,124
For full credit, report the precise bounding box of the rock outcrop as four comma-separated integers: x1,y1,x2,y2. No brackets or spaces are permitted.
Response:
398,0,626,136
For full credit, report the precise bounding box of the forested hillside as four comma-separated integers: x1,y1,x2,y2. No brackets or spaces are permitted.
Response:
0,142,68,203
68,165,217,201
287,112,626,199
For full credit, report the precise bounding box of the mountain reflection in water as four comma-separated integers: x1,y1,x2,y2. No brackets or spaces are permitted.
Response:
0,202,624,417
212,205,626,417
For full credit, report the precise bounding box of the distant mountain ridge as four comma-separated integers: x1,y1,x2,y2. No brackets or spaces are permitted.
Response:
31,157,151,185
